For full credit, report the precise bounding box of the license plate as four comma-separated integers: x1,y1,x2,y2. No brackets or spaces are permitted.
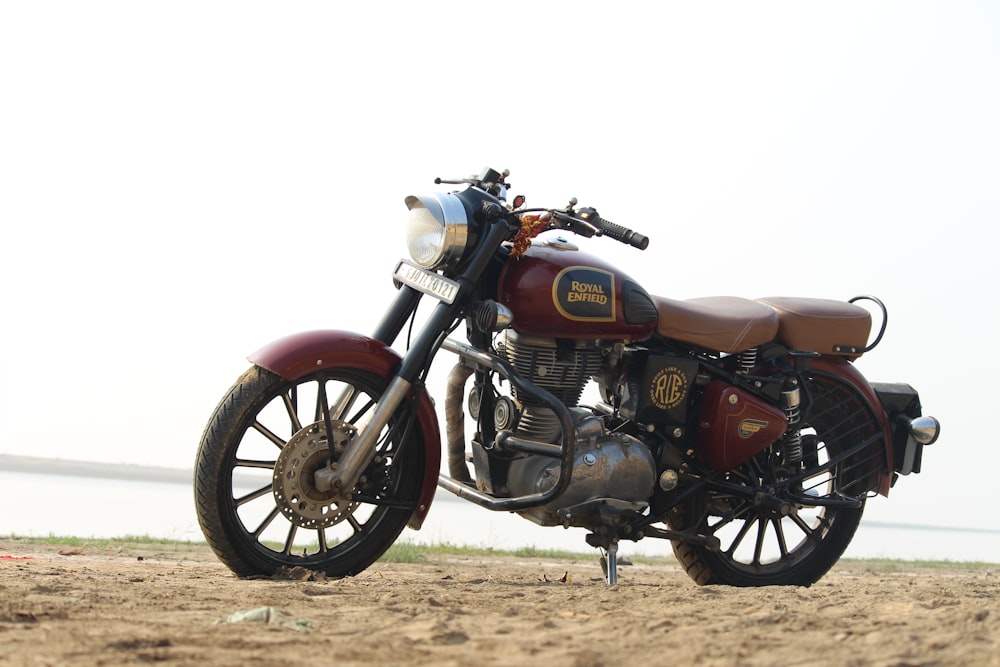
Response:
393,260,460,304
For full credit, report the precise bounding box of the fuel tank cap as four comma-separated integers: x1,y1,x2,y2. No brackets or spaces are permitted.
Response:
541,236,578,251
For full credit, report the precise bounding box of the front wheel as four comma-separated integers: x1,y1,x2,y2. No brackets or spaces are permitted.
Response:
194,365,425,578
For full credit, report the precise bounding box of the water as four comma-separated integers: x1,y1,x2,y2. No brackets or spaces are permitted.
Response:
1,471,996,562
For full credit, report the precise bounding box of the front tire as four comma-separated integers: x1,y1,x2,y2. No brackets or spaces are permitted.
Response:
194,365,425,578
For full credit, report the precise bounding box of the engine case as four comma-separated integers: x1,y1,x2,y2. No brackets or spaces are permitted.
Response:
507,410,657,527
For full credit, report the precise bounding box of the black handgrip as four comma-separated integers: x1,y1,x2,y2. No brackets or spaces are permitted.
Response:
586,211,649,250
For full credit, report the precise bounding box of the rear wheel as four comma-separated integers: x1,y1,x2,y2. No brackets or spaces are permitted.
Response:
194,365,425,578
669,373,881,586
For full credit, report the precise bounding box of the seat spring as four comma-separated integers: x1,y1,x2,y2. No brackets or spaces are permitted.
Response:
738,347,758,373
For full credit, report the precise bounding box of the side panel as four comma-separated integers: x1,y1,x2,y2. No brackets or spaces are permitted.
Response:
249,330,440,528
811,356,894,496
697,381,788,472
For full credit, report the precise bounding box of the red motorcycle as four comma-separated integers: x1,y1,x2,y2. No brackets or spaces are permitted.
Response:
194,168,940,586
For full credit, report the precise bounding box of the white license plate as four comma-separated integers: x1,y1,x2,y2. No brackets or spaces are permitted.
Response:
393,260,460,304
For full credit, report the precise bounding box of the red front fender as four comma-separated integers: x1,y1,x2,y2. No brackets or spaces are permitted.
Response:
811,356,894,496
249,330,440,528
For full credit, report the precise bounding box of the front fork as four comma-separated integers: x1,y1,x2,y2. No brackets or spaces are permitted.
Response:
312,291,456,495
314,375,414,493
313,220,511,497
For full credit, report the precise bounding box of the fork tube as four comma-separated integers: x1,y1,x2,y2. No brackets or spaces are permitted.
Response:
336,288,469,482
317,287,421,423
320,220,511,493
395,220,511,384
372,285,422,345
319,302,455,491
315,375,413,493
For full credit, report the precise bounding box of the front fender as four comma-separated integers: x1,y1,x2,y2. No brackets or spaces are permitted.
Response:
811,356,894,496
249,330,440,528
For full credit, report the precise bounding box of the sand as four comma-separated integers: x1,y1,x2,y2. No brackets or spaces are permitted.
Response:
0,538,997,667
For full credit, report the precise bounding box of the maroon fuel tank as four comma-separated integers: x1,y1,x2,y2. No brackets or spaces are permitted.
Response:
497,243,659,340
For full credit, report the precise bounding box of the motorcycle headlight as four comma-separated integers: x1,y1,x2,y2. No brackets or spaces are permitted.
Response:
405,192,469,269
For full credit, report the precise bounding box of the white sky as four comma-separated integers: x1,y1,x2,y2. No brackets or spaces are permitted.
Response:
2,2,998,534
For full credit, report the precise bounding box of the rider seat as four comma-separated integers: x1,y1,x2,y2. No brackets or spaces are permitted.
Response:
652,296,779,354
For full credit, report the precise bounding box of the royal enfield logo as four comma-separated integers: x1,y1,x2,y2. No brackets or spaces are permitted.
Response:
552,266,615,322
649,367,689,410
567,280,608,304
738,419,770,439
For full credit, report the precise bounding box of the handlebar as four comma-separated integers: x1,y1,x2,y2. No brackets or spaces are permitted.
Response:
580,208,650,250
548,208,650,250
436,167,651,251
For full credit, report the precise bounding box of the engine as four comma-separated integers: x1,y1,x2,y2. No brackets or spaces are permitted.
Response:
506,408,658,526
499,330,604,442
496,330,658,527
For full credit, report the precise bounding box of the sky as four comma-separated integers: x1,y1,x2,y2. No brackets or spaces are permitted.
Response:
2,2,998,534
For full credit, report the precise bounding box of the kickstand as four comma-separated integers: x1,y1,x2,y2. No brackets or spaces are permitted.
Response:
599,540,619,586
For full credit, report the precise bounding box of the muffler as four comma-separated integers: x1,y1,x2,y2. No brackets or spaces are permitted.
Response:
906,415,941,445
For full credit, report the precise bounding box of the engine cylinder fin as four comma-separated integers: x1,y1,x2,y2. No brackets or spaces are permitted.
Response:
516,406,563,443
503,330,602,409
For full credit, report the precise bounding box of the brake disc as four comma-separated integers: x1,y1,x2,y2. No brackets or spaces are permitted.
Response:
272,421,359,529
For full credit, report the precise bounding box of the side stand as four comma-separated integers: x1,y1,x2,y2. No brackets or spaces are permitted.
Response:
604,540,618,586
599,541,619,586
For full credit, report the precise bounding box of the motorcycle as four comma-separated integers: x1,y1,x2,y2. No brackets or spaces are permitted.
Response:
194,167,940,586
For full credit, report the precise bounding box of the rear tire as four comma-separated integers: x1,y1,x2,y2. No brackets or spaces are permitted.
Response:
669,500,863,587
668,372,879,586
194,365,425,578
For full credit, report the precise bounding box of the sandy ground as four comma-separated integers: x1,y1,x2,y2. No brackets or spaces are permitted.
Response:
0,538,997,667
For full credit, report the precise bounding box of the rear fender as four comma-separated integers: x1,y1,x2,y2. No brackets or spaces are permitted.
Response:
249,330,440,528
811,356,894,496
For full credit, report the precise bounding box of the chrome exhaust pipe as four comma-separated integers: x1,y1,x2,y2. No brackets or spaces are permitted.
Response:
907,415,941,445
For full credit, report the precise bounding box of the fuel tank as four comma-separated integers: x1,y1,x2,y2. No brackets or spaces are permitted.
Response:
498,242,659,340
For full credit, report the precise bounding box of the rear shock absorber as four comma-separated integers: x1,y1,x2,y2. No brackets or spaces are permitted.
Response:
781,351,818,467
781,381,803,465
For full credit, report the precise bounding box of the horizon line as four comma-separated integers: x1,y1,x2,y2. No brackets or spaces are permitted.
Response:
2,454,997,536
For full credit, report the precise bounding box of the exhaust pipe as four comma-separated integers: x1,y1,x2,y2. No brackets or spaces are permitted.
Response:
906,415,941,445
445,362,475,485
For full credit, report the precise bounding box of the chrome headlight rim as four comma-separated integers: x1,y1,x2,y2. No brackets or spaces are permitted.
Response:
404,192,469,270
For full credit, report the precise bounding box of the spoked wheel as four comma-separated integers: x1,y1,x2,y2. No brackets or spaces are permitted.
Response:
194,365,425,578
669,373,882,586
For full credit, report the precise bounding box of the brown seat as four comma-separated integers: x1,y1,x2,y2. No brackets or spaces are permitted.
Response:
756,297,872,357
652,296,780,354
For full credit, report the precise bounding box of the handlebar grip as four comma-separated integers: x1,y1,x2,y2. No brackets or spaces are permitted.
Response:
595,215,649,250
